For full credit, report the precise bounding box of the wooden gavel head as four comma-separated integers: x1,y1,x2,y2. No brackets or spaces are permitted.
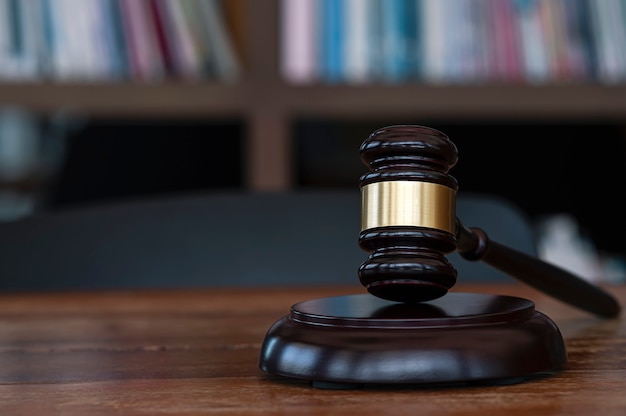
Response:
358,125,460,303
357,125,620,317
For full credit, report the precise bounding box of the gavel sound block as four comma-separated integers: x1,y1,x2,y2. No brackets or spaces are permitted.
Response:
259,125,620,388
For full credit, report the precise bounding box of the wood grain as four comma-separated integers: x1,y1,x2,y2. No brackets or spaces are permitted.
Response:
0,283,624,415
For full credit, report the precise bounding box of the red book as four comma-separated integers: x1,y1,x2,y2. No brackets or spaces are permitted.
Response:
118,0,165,81
147,0,175,77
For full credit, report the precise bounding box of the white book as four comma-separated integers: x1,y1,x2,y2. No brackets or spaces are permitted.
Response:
344,0,372,83
513,0,550,83
421,0,448,83
446,0,469,82
77,0,109,80
52,0,104,80
593,0,626,83
280,0,317,84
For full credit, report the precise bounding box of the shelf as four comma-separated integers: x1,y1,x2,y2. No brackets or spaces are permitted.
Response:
1,82,624,120
280,83,626,120
0,81,247,118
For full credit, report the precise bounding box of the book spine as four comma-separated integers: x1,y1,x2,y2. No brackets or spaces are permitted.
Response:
366,0,384,81
159,0,202,79
120,0,166,81
319,0,345,83
495,0,524,81
147,0,176,76
98,0,129,80
380,0,410,82
513,0,551,83
421,0,447,82
7,0,41,79
196,0,241,82
177,0,215,78
222,0,246,69
280,0,318,84
602,0,626,82
463,0,491,82
344,0,371,83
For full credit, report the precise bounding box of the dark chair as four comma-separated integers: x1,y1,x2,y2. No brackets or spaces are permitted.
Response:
0,190,537,291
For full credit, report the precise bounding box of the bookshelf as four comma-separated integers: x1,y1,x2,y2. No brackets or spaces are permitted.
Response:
0,0,624,192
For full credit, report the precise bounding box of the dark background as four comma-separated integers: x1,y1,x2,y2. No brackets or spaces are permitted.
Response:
44,117,626,259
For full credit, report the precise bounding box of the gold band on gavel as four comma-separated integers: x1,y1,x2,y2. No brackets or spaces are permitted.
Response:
360,180,456,233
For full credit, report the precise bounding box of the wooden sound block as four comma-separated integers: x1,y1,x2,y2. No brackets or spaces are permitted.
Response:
259,292,567,388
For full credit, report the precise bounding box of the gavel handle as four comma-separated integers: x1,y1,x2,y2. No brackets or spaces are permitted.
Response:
455,219,621,318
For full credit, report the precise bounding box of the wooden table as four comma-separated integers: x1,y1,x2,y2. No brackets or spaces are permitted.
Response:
1,283,624,415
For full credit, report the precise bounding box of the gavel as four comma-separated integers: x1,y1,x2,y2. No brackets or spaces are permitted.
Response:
358,124,620,318
260,124,620,386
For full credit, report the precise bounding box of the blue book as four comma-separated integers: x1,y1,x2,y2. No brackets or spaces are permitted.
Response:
319,0,345,83
7,0,23,56
364,0,384,82
380,0,416,82
407,0,421,81
108,0,130,79
40,0,57,77
99,0,130,79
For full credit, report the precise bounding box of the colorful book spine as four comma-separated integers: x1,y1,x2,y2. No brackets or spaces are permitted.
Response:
421,0,448,82
380,0,415,82
319,0,345,83
196,0,241,82
118,0,165,82
344,0,373,83
280,0,318,84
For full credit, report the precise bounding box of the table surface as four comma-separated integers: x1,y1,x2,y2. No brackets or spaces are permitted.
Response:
1,283,624,415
